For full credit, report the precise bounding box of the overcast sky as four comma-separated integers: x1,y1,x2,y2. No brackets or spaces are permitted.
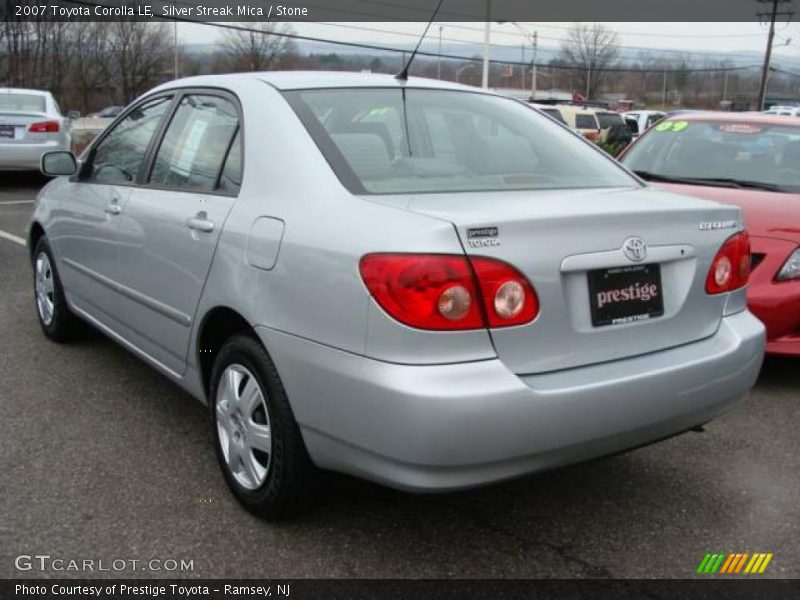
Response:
177,21,800,61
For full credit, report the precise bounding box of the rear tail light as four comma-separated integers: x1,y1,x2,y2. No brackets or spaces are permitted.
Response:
705,231,751,294
28,120,60,133
359,254,539,331
469,257,539,327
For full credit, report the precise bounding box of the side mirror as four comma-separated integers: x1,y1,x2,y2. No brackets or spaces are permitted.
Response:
41,151,77,177
67,110,81,120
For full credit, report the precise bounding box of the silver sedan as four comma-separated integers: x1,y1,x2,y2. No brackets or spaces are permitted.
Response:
0,88,72,170
27,72,765,519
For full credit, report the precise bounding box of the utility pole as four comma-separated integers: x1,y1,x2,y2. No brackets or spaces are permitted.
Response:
531,31,538,100
586,66,591,99
723,70,729,102
481,0,491,88
757,0,794,110
173,20,179,80
437,25,443,79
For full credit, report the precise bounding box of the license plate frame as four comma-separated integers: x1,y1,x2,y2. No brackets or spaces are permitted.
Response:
588,264,665,327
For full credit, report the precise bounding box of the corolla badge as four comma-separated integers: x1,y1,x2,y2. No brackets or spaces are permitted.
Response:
622,236,648,262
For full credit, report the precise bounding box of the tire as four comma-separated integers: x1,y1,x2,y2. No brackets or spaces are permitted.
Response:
210,334,316,520
32,236,81,343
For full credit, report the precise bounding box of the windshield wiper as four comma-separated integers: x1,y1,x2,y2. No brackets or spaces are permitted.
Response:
682,177,783,192
633,171,783,191
632,170,693,184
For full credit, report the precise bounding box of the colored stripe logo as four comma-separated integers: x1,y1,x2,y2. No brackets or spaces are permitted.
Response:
697,552,773,574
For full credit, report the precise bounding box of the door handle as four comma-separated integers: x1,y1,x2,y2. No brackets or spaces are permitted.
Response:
186,213,214,233
104,202,121,215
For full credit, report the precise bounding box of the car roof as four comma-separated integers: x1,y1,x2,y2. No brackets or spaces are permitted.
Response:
153,71,484,94
554,104,600,115
0,88,50,96
664,111,800,126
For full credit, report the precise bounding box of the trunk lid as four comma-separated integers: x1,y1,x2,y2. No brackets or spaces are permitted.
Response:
654,182,800,244
372,186,744,374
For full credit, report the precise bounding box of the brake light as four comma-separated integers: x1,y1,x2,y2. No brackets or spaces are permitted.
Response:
705,231,751,294
470,256,539,327
28,120,59,133
359,254,538,331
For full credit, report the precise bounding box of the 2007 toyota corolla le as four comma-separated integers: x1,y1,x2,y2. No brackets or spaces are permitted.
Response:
28,72,765,519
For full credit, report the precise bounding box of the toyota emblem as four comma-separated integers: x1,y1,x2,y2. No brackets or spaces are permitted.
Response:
622,237,647,262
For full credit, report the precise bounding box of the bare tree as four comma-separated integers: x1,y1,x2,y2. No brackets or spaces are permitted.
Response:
220,23,296,72
557,23,619,99
70,22,113,111
105,21,171,104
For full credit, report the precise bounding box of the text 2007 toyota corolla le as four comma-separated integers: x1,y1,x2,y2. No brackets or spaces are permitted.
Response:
28,73,765,519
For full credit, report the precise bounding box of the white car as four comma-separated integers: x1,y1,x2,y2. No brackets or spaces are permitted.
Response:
763,106,800,117
0,88,72,171
623,110,667,139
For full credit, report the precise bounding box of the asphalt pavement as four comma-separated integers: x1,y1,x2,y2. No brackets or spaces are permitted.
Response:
0,174,798,579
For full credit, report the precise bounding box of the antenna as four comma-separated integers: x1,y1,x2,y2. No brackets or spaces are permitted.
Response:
396,0,446,80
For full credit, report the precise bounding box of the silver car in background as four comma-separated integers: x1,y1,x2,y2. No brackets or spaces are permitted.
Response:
0,88,72,170
28,73,765,519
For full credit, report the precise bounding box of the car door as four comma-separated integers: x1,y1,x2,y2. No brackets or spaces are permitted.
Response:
52,94,174,333
113,91,242,375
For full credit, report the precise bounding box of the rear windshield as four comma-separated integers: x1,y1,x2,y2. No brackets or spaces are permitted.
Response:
622,119,800,192
575,114,598,129
0,93,46,112
597,112,623,128
285,89,634,195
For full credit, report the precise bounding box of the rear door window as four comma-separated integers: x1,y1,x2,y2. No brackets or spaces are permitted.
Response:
149,94,239,192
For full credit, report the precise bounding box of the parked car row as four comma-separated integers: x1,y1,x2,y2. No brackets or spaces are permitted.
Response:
532,103,634,145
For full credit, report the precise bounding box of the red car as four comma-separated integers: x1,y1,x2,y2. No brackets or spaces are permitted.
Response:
621,113,800,356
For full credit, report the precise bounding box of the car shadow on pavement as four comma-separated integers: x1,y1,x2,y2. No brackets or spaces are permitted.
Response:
757,355,798,388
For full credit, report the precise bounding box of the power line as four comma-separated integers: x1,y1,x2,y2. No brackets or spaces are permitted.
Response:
444,20,771,39
149,0,792,65
303,22,778,66
60,0,774,75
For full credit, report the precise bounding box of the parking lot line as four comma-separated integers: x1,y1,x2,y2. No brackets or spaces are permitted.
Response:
0,200,34,205
0,228,25,246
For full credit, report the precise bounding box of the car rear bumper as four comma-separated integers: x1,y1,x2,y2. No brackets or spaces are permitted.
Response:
0,139,69,170
258,310,765,492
